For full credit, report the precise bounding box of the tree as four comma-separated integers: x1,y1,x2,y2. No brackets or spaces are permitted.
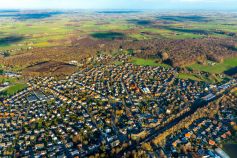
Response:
127,49,135,56
161,52,169,61
0,69,3,75
3,51,10,57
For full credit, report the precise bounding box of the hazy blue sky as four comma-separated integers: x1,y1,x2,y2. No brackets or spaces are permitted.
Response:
0,0,236,10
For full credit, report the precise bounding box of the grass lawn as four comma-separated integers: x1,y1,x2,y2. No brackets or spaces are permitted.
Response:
114,61,124,65
3,83,27,96
0,77,17,84
188,58,237,74
178,73,201,81
178,73,223,83
131,57,170,68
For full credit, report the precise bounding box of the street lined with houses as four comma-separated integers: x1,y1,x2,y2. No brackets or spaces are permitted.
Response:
0,56,236,157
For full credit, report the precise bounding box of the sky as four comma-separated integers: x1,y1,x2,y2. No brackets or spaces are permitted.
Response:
0,0,236,10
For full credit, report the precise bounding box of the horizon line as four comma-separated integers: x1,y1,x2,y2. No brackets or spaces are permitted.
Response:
0,8,236,11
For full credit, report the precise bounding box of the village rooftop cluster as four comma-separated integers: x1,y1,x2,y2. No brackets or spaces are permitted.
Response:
0,59,236,157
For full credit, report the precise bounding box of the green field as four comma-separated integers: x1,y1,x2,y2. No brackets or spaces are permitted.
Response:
140,28,205,39
178,73,223,83
1,11,237,52
131,58,170,68
0,75,27,96
0,77,17,84
129,33,150,40
114,61,124,65
188,58,237,74
2,83,27,96
178,73,201,81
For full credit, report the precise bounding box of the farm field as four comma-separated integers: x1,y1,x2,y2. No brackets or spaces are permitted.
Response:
0,10,237,52
22,61,77,77
188,58,237,74
0,10,236,82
